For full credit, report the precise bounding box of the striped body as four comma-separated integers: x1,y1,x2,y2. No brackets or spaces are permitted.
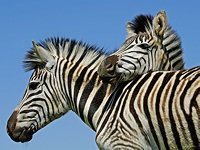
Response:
7,38,200,149
97,67,200,149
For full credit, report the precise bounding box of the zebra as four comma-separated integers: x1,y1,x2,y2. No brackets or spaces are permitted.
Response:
7,37,200,149
98,10,184,83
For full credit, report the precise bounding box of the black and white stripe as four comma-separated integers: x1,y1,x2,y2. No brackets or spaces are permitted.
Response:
7,37,200,149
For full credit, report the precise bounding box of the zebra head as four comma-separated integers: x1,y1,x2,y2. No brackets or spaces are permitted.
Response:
98,10,184,83
7,40,71,142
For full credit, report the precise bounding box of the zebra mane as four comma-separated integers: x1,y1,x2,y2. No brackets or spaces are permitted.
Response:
129,15,154,34
24,37,106,71
130,14,184,70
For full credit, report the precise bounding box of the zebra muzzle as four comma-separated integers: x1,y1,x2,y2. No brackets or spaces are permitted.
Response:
7,110,34,143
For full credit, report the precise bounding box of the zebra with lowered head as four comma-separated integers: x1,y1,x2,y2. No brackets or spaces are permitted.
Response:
98,10,184,83
7,12,200,149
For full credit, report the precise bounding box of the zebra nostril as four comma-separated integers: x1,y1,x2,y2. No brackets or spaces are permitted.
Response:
107,70,115,76
106,63,113,69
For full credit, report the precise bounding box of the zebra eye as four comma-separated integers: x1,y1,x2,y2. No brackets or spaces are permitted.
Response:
29,82,40,90
138,43,150,49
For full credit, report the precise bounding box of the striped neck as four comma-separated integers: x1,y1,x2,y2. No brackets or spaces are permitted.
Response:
61,57,115,131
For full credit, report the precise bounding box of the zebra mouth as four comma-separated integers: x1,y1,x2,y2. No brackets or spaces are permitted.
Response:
7,110,37,143
7,126,35,143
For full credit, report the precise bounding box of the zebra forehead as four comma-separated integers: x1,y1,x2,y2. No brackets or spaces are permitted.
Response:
23,37,107,71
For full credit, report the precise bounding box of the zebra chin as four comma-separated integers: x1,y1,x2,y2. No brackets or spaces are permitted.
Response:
7,110,35,143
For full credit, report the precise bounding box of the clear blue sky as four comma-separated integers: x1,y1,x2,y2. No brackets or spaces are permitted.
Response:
1,0,200,149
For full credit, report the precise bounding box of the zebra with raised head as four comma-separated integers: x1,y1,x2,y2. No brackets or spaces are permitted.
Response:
7,13,200,149
98,10,184,83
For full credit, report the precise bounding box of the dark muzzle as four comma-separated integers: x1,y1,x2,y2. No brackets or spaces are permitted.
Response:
7,110,33,143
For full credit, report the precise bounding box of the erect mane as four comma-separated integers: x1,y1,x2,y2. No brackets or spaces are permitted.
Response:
24,37,106,71
130,15,154,34
130,14,184,70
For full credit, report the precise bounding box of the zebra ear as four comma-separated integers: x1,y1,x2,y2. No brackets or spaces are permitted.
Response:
126,22,137,38
32,41,56,70
153,10,168,37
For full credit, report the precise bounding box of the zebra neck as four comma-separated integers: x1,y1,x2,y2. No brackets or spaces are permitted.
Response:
65,64,115,131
